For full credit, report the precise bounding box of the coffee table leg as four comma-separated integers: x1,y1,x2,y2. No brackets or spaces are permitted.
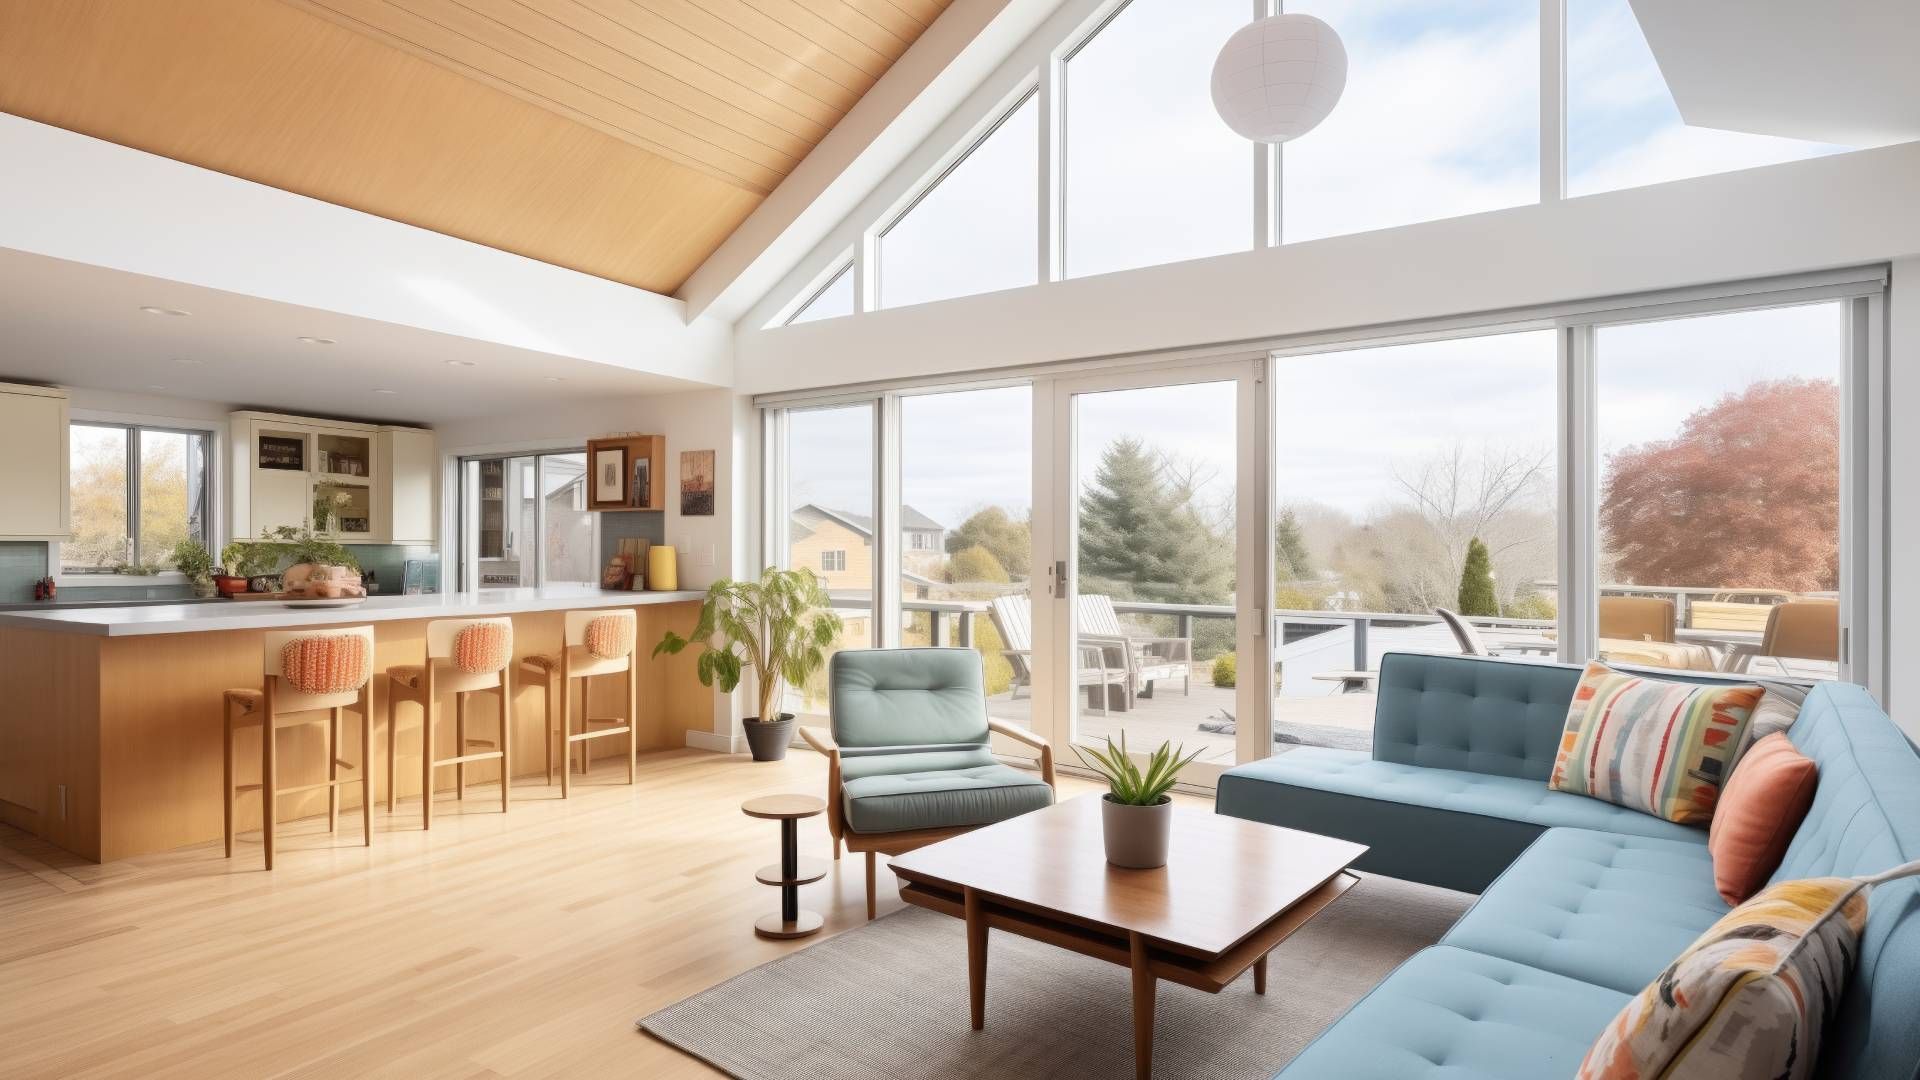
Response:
1129,931,1155,1080
964,887,987,1030
1254,953,1268,995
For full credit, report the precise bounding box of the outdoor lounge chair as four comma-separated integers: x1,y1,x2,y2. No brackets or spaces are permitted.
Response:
985,595,1127,714
1077,594,1193,705
1723,598,1839,674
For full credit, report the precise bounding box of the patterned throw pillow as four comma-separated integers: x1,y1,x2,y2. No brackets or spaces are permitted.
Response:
452,622,511,675
583,614,635,660
1549,661,1762,824
1579,860,1920,1080
280,634,370,695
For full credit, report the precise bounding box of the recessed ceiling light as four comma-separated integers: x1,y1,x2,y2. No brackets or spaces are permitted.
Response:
146,384,168,392
543,376,566,382
171,357,204,366
371,388,397,395
296,336,336,345
140,306,190,317
445,359,477,367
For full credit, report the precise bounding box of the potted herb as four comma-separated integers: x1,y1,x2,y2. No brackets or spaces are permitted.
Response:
1073,734,1204,869
653,567,843,762
170,538,218,598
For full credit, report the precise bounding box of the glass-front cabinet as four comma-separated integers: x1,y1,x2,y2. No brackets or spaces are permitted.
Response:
230,411,435,545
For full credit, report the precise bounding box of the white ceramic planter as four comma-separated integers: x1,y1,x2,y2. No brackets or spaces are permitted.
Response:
1101,795,1172,869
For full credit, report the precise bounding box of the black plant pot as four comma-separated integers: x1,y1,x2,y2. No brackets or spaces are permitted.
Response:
742,714,797,762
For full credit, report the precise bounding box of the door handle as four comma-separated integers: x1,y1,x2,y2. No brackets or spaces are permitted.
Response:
1051,560,1067,598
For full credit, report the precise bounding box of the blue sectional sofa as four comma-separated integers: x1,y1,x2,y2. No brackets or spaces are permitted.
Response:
1215,652,1920,1080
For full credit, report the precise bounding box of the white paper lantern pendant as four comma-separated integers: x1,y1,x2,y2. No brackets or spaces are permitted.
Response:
1211,14,1347,143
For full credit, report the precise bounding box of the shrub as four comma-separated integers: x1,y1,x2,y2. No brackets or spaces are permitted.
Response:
1457,537,1497,617
1212,651,1237,688
1506,592,1558,621
971,616,1015,696
947,544,1010,585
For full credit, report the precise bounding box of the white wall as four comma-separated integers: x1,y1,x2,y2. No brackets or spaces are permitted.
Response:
436,387,758,748
736,141,1920,393
1889,257,1920,739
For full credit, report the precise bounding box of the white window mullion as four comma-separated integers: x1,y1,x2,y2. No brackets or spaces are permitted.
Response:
1038,59,1061,283
874,395,902,648
1540,0,1567,203
1559,324,1597,664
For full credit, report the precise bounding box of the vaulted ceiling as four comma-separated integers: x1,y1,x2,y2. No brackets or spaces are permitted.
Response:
0,0,952,294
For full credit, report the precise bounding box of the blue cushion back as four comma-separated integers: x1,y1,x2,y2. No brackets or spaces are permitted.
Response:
829,648,990,750
1372,653,1584,781
1772,682,1920,1079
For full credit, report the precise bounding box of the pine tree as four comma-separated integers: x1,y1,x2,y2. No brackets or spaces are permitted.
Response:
1457,536,1498,616
1274,508,1313,582
1078,438,1234,604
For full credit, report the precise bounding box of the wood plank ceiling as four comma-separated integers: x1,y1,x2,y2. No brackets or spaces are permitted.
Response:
0,0,951,294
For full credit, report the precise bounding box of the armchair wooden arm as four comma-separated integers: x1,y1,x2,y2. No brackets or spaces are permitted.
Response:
987,718,1056,789
799,725,846,856
798,726,840,756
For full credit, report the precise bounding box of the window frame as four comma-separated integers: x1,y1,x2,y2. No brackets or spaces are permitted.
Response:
55,413,220,587
779,257,855,327
454,447,601,591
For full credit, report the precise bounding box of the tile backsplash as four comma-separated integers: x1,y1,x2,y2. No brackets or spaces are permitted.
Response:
0,541,435,604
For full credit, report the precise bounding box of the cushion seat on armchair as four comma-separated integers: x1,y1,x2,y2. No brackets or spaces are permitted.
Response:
841,759,1053,834
1439,828,1730,995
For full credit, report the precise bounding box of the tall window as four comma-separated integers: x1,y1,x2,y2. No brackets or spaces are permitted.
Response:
1269,331,1559,705
460,451,596,588
1595,303,1844,680
786,262,854,326
63,422,210,574
1063,0,1252,278
878,93,1039,309
1567,0,1849,196
1282,0,1538,242
898,385,1033,722
781,403,876,719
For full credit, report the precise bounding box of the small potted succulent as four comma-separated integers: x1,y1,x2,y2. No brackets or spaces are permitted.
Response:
1073,734,1204,869
653,567,843,762
169,538,218,599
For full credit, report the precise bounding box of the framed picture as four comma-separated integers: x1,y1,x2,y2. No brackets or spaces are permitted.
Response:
630,456,652,508
600,553,633,591
592,446,628,507
680,449,715,516
339,516,370,533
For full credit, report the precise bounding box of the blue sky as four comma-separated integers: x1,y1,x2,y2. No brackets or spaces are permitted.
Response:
787,0,1853,530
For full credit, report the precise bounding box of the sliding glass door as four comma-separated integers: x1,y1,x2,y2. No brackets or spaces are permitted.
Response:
1048,360,1269,783
458,451,595,589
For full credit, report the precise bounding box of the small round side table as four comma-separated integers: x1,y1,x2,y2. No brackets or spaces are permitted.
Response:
742,794,827,939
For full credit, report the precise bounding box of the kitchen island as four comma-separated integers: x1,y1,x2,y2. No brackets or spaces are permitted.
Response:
0,586,711,861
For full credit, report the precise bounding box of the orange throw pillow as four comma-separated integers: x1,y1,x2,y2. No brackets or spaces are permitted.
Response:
453,622,511,675
1708,732,1818,904
280,635,370,696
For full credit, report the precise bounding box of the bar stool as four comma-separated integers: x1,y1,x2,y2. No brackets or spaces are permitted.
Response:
386,617,515,828
520,609,638,797
223,626,376,870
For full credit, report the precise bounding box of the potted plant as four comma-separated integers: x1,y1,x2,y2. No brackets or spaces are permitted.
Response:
1073,734,1204,869
169,538,218,598
653,567,843,762
220,524,364,597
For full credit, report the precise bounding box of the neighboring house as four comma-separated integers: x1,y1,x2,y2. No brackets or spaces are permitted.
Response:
789,504,947,588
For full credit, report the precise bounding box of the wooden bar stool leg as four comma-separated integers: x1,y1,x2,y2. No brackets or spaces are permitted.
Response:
327,706,341,833
262,689,278,871
456,691,468,800
559,659,573,799
499,668,513,814
386,684,397,813
422,693,436,830
542,671,554,786
626,664,638,785
361,688,374,846
223,700,235,860
580,676,592,776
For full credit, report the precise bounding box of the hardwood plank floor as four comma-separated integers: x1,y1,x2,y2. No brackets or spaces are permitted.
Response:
0,749,1104,1078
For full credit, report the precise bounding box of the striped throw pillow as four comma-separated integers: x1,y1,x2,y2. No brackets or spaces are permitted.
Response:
1549,661,1761,824
280,635,370,695
1579,859,1920,1080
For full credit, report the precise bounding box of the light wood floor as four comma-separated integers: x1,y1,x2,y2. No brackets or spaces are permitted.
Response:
0,749,1105,1079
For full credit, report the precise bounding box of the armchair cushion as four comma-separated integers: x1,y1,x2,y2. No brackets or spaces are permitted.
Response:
839,746,999,782
842,762,1052,834
830,649,990,749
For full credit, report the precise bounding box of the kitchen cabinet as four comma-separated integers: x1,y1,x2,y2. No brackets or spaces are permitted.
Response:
0,383,69,541
230,412,434,544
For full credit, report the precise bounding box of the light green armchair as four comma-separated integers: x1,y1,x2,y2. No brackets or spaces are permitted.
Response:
800,648,1055,919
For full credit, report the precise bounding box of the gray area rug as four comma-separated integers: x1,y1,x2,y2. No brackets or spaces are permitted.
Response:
640,874,1472,1079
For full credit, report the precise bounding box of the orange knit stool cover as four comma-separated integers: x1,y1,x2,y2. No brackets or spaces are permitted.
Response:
280,635,371,695
453,622,512,674
583,615,635,660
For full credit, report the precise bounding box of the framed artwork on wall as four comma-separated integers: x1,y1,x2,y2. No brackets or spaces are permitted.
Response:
681,449,715,516
590,445,628,509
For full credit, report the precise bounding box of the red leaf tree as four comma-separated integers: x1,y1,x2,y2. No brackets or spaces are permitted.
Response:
1599,378,1839,593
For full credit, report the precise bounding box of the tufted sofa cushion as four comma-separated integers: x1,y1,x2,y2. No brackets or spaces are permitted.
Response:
1278,946,1630,1079
830,648,990,749
1217,747,1703,892
1372,653,1584,780
1440,828,1728,994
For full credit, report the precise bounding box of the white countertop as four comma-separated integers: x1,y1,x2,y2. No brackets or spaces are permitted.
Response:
0,585,707,637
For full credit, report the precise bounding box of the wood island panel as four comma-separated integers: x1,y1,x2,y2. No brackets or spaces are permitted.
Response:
1,601,707,862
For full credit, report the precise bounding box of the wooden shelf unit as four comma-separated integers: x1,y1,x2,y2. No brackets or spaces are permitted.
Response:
584,434,664,512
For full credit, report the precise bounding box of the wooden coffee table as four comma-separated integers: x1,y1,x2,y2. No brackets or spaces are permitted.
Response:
889,794,1365,1080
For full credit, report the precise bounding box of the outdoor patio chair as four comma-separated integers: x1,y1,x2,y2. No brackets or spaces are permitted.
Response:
1724,599,1839,674
801,648,1055,919
984,595,1127,714
1434,607,1489,656
1077,594,1193,704
1597,596,1676,642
